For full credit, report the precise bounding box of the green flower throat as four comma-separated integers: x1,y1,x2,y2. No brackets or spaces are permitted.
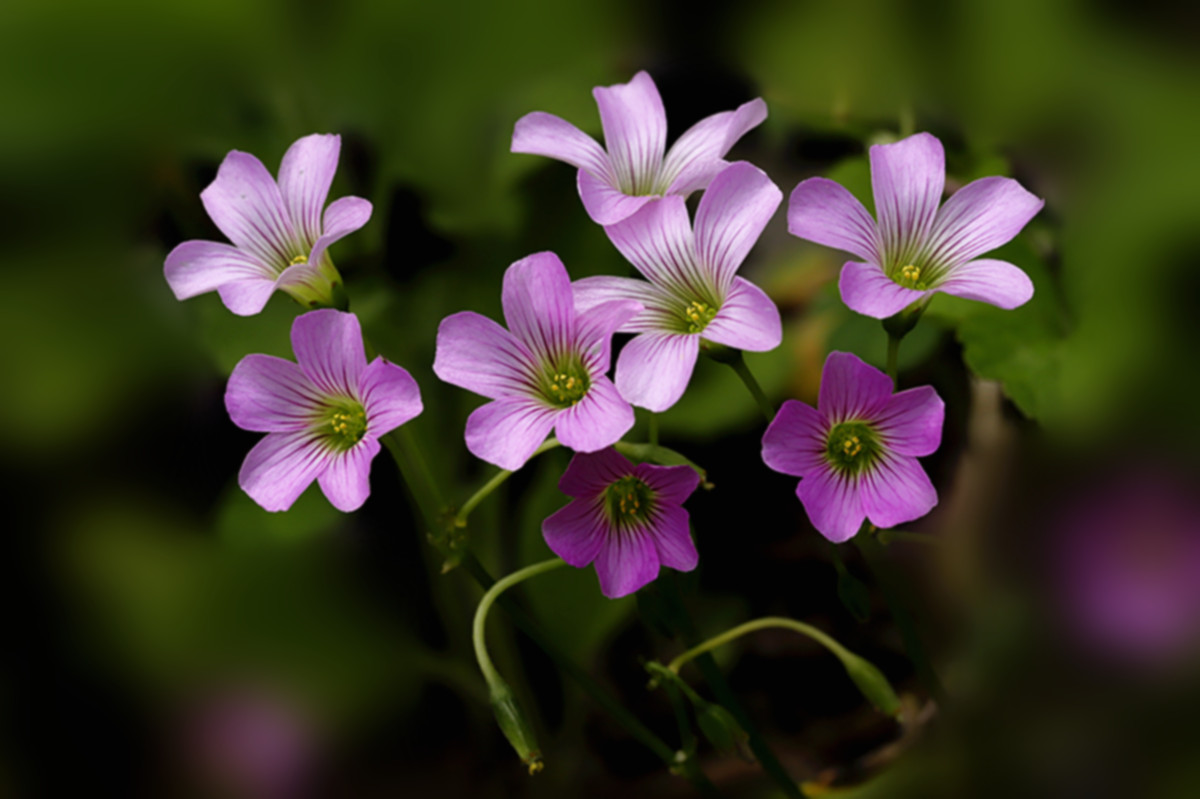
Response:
825,421,881,475
604,476,654,526
322,401,368,449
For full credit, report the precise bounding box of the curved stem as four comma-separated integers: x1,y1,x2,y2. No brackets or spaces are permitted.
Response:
455,438,561,527
473,558,567,685
726,351,775,423
668,617,850,675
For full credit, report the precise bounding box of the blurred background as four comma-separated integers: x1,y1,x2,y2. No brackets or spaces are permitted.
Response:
4,0,1200,796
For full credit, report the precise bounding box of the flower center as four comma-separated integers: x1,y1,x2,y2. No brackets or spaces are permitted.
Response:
604,475,654,526
680,300,718,334
542,359,590,408
289,254,309,266
322,402,368,449
825,421,881,475
894,264,928,291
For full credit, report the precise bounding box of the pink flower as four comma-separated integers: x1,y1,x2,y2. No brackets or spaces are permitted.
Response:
512,71,767,225
761,352,944,542
225,309,421,512
543,448,700,598
788,132,1043,319
165,134,371,315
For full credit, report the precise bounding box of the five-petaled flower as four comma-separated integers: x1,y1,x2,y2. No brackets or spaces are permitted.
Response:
543,447,700,598
225,309,422,512
433,252,641,471
761,351,944,542
165,133,372,315
512,71,767,226
787,132,1044,319
573,161,782,411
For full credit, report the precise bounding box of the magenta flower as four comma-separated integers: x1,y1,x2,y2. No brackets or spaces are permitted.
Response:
225,309,422,512
761,351,944,542
543,447,700,598
512,71,767,226
787,132,1044,319
165,133,372,316
572,161,783,412
433,252,641,471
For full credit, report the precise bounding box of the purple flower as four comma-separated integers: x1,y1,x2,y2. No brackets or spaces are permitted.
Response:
433,252,641,471
512,71,767,226
1056,467,1200,668
787,132,1044,319
225,309,422,512
761,351,944,542
165,134,372,316
573,161,783,412
543,447,700,598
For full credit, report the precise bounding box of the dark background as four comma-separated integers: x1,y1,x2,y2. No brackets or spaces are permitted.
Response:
4,0,1200,796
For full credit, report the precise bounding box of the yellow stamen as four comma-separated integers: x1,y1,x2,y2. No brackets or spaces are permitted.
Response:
900,265,920,283
289,254,308,265
842,435,862,457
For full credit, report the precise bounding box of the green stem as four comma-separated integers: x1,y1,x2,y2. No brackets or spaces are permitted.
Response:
455,438,560,527
382,426,447,527
854,535,947,706
668,617,849,673
726,352,775,423
886,334,900,387
660,577,803,799
473,558,568,685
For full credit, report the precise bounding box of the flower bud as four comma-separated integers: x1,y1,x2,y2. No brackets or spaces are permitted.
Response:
840,652,901,716
695,700,747,753
488,678,543,775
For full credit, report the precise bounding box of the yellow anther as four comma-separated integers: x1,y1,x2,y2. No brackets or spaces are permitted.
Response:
842,435,862,457
900,264,921,283
289,254,308,265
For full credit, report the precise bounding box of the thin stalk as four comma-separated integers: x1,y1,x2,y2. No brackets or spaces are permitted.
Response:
726,352,775,423
660,577,803,799
667,617,851,674
455,438,560,526
854,535,948,706
473,558,568,685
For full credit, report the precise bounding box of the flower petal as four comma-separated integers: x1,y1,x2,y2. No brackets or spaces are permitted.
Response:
795,468,866,543
818,351,893,422
559,447,636,498
838,261,929,320
935,258,1035,309
594,527,660,598
290,309,367,397
604,196,709,298
502,252,576,363
238,431,330,512
217,279,279,317
578,168,657,225
662,97,768,195
554,378,635,452
433,311,536,400
572,275,674,333
511,111,613,180
761,399,828,478
787,177,880,262
694,161,781,290
543,497,609,567
870,133,944,263
593,71,666,196
305,196,373,269
876,385,944,457
360,358,423,435
574,298,643,374
859,453,938,530
464,397,558,471
164,240,274,301
635,462,700,506
226,353,324,432
613,332,699,412
278,133,340,245
201,150,299,267
924,176,1043,267
317,437,381,512
703,277,782,352
646,505,699,572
